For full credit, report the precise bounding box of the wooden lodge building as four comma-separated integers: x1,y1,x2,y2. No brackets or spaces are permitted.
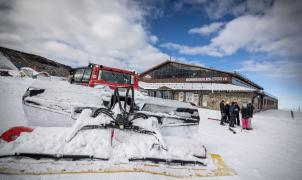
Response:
139,60,278,111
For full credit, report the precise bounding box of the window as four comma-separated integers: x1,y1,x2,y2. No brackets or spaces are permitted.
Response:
99,70,132,84
82,68,92,82
156,91,162,98
74,69,85,82
193,94,199,106
149,91,155,97
186,92,193,102
162,91,172,99
152,62,223,79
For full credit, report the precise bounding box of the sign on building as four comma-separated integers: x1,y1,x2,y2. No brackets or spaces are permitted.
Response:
186,77,228,82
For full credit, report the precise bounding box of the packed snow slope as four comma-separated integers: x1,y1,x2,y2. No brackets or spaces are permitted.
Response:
0,76,302,180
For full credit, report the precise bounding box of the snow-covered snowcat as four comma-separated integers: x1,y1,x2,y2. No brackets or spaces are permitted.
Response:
0,79,212,176
0,62,236,177
22,63,200,129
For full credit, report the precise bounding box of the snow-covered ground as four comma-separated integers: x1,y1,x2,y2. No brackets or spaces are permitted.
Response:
198,109,302,180
0,76,302,180
0,77,33,134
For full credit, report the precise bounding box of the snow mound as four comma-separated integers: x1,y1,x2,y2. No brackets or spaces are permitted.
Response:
0,53,18,70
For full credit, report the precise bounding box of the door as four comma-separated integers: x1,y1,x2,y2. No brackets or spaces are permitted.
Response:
186,92,193,103
156,91,162,98
179,92,184,101
193,94,199,106
202,95,208,107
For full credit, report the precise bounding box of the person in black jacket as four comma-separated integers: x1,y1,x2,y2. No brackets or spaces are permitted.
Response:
229,102,236,127
241,103,249,129
247,103,254,130
225,102,230,123
219,100,226,125
234,102,241,126
247,103,254,118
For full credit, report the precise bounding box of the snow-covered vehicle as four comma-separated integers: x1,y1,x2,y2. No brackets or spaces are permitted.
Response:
22,79,200,130
0,78,212,177
0,107,208,177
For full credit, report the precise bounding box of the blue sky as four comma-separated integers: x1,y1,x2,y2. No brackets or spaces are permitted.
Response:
147,0,302,110
0,0,301,110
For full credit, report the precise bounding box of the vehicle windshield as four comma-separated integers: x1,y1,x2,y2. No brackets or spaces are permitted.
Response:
73,68,92,83
100,69,132,84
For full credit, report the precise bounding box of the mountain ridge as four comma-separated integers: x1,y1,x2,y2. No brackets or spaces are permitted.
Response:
0,46,71,77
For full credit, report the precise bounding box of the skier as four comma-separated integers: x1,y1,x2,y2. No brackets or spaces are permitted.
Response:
219,100,226,125
247,102,254,130
234,102,241,126
241,103,249,129
291,110,294,119
225,102,230,123
229,102,236,128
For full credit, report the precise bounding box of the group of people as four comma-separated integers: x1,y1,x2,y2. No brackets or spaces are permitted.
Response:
219,100,254,130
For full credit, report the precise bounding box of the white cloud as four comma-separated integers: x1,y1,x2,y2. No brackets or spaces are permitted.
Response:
211,0,302,56
238,58,302,110
149,35,159,44
186,60,205,67
188,22,224,35
169,56,205,67
204,0,273,19
171,0,272,19
162,0,302,57
0,0,168,71
238,59,302,80
161,42,223,57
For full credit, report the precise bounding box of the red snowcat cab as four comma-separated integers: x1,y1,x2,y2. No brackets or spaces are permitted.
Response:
68,63,139,89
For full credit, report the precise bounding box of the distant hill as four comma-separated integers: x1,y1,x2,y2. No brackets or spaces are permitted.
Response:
0,46,71,77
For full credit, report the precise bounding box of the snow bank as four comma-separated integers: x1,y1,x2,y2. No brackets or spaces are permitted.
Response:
0,77,34,134
0,53,18,70
198,108,302,180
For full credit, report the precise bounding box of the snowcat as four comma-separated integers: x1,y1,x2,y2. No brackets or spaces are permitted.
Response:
22,64,200,129
68,63,139,89
0,65,236,177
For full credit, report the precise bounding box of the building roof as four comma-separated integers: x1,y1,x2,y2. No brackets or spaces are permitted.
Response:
139,60,263,90
139,81,257,92
260,91,278,100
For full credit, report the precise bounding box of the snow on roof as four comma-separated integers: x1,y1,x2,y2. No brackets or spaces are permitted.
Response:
260,90,278,99
139,81,257,92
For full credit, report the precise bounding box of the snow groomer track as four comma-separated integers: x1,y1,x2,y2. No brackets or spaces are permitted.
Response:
0,154,235,178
